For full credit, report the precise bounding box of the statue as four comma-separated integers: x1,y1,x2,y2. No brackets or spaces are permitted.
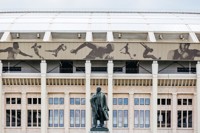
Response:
90,86,109,131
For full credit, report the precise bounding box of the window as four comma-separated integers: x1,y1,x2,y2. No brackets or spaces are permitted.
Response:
81,98,85,105
177,110,192,128
113,98,117,105
134,110,150,128
177,98,192,105
113,110,128,128
157,110,171,128
113,98,128,105
48,109,64,127
6,98,21,104
6,110,21,127
75,98,80,105
49,98,64,105
27,110,41,127
70,98,74,105
28,98,41,104
157,98,171,105
135,98,150,105
177,67,196,73
70,110,85,127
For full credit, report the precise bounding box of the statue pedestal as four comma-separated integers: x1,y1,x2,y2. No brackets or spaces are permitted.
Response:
90,127,109,133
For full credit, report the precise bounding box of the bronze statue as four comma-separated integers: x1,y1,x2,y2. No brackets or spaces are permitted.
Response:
90,87,109,130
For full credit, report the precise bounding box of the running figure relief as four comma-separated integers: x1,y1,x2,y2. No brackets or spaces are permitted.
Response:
0,42,33,59
45,44,67,57
119,43,135,59
70,42,114,60
31,43,44,59
140,43,161,60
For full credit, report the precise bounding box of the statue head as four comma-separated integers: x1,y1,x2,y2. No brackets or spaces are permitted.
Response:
96,86,101,93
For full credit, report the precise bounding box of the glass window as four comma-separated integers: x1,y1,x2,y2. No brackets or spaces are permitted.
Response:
49,98,53,105
54,110,59,127
27,110,32,127
28,98,32,104
140,110,144,128
38,98,41,104
140,98,144,105
183,111,187,128
6,98,10,104
167,111,171,127
178,99,182,105
118,110,123,127
188,99,192,105
75,110,80,127
59,110,64,127
145,98,150,105
124,98,128,105
177,111,182,127
12,98,16,104
81,110,85,127
124,110,128,127
33,98,37,104
70,98,74,105
17,98,21,104
33,110,37,127
134,110,139,128
134,98,139,105
157,99,160,105
188,111,192,128
161,111,165,127
81,98,85,105
48,110,53,127
118,98,123,105
54,98,59,105
70,110,74,127
145,110,150,128
167,99,171,105
75,98,80,105
157,111,160,127
6,110,10,127
113,98,117,105
161,99,166,105
38,110,41,127
60,98,64,104
17,110,21,127
12,110,16,126
113,110,117,127
183,99,187,105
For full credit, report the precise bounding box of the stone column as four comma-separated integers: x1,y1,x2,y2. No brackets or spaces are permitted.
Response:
21,92,27,133
107,60,113,133
64,92,69,133
129,92,134,133
151,61,158,133
172,93,177,133
85,60,91,133
0,60,3,133
40,60,47,133
196,61,200,133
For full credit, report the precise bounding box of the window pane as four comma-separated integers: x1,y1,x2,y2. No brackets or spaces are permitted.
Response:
178,99,182,105
27,110,32,127
134,110,139,128
48,110,53,127
33,98,37,104
70,98,74,105
167,111,171,127
6,110,10,127
118,110,123,127
6,98,10,104
177,111,182,128
33,110,37,127
113,110,117,127
54,110,59,127
60,98,64,104
134,98,139,105
183,99,187,105
145,98,150,105
145,110,150,128
124,98,128,105
81,98,85,105
49,98,53,105
167,99,171,105
12,110,16,127
188,99,192,105
183,111,187,128
140,110,144,128
81,110,85,127
75,110,80,127
28,98,32,104
157,99,160,105
161,99,166,105
118,98,123,105
188,111,192,128
70,110,74,127
59,110,64,127
38,110,41,127
38,98,41,104
113,98,117,105
161,111,166,127
17,110,21,127
12,98,16,104
140,98,144,105
124,110,128,127
157,110,160,127
54,98,59,105
75,98,80,105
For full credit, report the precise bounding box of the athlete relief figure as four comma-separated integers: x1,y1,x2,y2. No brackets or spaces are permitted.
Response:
45,44,67,57
31,43,44,59
140,43,160,60
119,43,134,59
0,42,33,59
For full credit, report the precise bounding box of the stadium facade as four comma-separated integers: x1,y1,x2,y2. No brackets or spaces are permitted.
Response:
0,11,200,133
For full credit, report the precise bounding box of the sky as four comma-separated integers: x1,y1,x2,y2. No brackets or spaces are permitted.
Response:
0,0,200,12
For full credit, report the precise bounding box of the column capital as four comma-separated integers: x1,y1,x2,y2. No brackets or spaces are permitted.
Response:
172,93,177,96
129,92,134,95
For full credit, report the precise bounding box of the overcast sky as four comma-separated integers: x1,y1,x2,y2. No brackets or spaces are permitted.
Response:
0,0,200,12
